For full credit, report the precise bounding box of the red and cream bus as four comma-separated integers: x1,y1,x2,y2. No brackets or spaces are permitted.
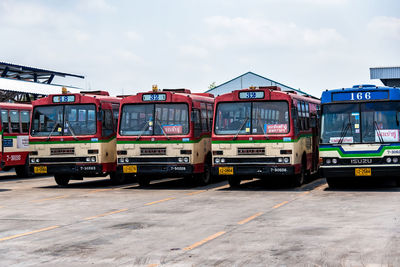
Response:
212,86,320,187
0,103,32,177
29,90,121,186
116,88,214,186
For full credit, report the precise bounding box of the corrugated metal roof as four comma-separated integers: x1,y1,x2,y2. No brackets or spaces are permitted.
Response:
0,77,81,95
206,71,313,97
370,67,400,79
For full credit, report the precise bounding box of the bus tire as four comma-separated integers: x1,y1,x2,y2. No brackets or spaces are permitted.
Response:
228,177,241,188
110,172,126,185
54,175,70,186
15,164,31,178
292,165,305,187
198,162,212,185
138,176,150,187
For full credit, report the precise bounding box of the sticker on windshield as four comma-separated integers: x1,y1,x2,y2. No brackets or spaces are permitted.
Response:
265,124,287,134
58,127,62,132
329,137,354,143
246,128,250,133
375,129,399,142
354,124,359,129
162,125,182,134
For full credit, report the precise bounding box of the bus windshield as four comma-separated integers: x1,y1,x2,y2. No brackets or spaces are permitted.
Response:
31,104,96,136
214,101,289,135
119,103,189,136
321,102,400,144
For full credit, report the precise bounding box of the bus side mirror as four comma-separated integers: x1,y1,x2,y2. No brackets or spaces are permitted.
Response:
310,117,317,128
98,109,103,121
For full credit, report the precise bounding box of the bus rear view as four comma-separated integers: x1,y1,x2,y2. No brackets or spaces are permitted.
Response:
320,84,400,188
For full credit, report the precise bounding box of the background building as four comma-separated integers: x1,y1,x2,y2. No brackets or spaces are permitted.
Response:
206,71,313,97
370,66,400,87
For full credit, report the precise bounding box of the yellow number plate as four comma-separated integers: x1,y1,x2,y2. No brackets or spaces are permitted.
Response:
219,166,233,175
355,168,371,176
123,165,137,173
34,166,47,174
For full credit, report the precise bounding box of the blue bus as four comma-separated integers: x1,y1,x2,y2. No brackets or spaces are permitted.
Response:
320,84,400,187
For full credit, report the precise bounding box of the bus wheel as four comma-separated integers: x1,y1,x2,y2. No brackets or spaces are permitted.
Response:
110,172,126,185
198,163,212,185
54,175,70,186
138,176,150,187
292,166,305,187
15,164,31,178
228,177,241,188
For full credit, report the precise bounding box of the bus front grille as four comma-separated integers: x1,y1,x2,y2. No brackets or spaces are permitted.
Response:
238,148,265,155
140,148,166,155
50,148,75,155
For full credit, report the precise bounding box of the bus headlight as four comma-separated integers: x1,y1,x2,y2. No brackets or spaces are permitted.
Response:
386,157,392,163
30,158,35,163
393,157,399,163
277,157,283,163
124,158,129,163
332,158,338,164
91,156,96,162
326,159,331,164
183,157,189,163
214,158,220,164
283,157,290,163
118,158,124,163
35,158,40,163
86,157,91,162
220,158,225,163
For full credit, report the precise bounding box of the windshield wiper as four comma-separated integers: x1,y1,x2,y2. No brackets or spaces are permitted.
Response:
65,121,78,141
155,118,170,140
257,114,268,140
233,117,249,140
338,122,351,144
136,120,150,141
46,122,61,141
374,121,384,143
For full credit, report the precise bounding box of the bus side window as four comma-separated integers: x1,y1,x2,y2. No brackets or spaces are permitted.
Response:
207,104,213,131
201,103,208,132
112,104,119,131
21,110,30,133
193,109,201,138
10,110,20,133
102,109,114,136
297,102,303,131
305,102,310,130
1,110,9,133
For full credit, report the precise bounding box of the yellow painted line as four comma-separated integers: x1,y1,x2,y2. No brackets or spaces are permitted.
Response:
272,200,289,209
299,191,310,196
0,225,60,242
237,212,264,225
88,188,113,194
84,208,128,221
31,195,69,203
144,197,176,206
314,184,328,191
185,190,207,196
147,264,159,267
212,184,230,190
183,231,226,251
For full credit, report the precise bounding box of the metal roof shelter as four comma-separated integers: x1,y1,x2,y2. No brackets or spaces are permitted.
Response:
0,62,84,102
206,71,315,97
370,66,400,87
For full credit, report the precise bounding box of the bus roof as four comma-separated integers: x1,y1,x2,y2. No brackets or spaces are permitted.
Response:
215,86,320,104
0,102,32,110
321,84,399,104
121,89,214,105
32,92,121,106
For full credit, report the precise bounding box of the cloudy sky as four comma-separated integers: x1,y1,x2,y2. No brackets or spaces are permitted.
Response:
0,0,399,97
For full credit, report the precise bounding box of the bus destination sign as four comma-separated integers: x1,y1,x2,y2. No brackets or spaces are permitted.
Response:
53,95,75,103
239,91,265,99
332,91,389,102
142,94,167,101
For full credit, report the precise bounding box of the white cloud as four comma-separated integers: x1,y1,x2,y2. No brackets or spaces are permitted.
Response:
77,0,116,12
368,16,400,40
125,31,143,42
179,45,208,58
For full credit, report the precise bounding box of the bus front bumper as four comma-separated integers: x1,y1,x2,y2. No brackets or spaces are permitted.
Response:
212,165,295,178
30,164,104,176
321,166,400,178
117,164,194,177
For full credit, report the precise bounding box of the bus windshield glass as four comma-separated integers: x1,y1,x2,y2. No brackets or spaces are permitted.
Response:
119,103,189,136
31,104,96,136
321,102,400,144
214,101,289,135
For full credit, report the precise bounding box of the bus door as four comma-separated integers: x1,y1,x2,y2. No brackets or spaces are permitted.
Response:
310,112,319,172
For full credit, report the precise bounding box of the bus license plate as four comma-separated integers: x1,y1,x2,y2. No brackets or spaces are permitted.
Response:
34,166,47,174
123,165,137,173
355,168,371,176
219,167,233,175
